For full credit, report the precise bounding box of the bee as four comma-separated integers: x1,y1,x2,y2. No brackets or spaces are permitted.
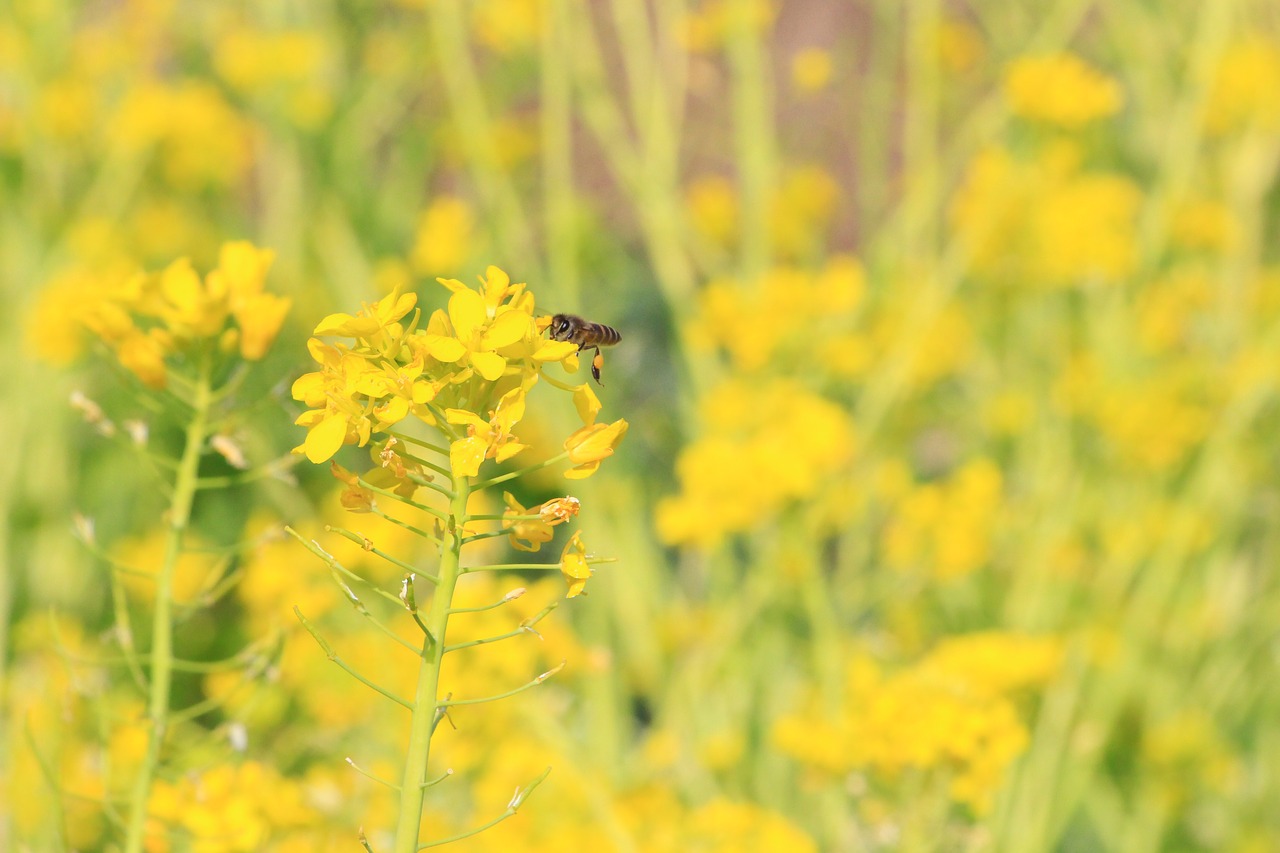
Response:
547,314,622,385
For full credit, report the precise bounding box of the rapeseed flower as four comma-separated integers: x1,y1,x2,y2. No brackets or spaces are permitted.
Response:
1004,52,1123,128
39,241,289,389
293,266,623,482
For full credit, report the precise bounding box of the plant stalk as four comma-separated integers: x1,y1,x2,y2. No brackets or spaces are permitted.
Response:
122,362,213,853
393,473,471,852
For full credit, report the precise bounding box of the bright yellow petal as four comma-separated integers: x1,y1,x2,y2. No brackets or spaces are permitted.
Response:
305,414,348,464
533,340,579,362
435,277,470,295
376,397,410,426
564,461,601,479
445,408,487,427
573,383,601,426
449,289,487,341
450,436,488,478
469,350,507,381
377,290,417,323
481,309,532,349
559,532,592,597
482,266,510,307
423,335,467,363
312,311,361,336
494,441,526,463
564,418,629,464
290,371,326,406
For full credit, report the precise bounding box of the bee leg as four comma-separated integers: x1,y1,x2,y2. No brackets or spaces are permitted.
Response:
590,347,604,385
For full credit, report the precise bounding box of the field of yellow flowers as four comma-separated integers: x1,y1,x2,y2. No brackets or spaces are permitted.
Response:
5,0,1280,850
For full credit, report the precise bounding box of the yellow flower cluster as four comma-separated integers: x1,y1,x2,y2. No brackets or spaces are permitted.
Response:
882,458,1004,580
693,257,864,372
1205,37,1280,134
214,27,333,129
110,81,254,190
656,379,854,546
686,166,843,261
411,196,476,275
1057,356,1216,472
774,632,1062,813
39,241,288,388
951,142,1142,285
146,762,323,852
1003,52,1124,128
291,266,627,479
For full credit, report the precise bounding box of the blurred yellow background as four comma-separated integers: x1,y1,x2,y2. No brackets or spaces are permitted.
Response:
5,0,1280,850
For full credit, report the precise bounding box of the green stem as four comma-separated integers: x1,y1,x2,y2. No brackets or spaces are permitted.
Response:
122,361,213,853
384,430,451,457
726,0,775,278
393,473,471,853
472,451,571,490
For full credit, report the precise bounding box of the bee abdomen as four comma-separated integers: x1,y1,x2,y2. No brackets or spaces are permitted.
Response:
592,324,622,346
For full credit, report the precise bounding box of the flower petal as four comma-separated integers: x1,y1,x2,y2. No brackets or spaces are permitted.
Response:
470,350,507,381
449,289,487,341
450,436,488,478
481,309,532,350
305,414,349,464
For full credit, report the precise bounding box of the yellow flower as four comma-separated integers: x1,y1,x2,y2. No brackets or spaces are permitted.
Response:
116,329,169,389
769,165,839,260
312,284,417,344
950,143,1141,285
422,269,538,381
790,48,833,93
446,383,531,478
559,530,591,597
411,196,475,274
563,418,629,479
211,241,290,359
291,337,383,463
1205,38,1280,134
502,492,555,552
686,175,738,248
500,493,584,554
1003,52,1123,128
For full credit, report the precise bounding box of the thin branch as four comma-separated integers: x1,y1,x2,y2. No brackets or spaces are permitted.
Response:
329,572,422,655
417,767,552,849
438,661,566,707
470,451,571,491
327,525,441,586
399,574,435,640
347,757,401,791
360,474,454,511
294,607,413,711
421,768,454,790
445,601,558,653
383,429,450,457
285,527,407,605
372,508,448,551
449,587,526,614
460,528,514,545
461,562,560,572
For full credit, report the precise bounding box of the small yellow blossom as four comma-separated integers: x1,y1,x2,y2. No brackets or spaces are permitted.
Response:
790,48,832,93
686,175,738,249
563,418,629,479
559,530,591,597
411,196,475,274
1004,52,1123,128
1205,38,1280,134
446,383,532,477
